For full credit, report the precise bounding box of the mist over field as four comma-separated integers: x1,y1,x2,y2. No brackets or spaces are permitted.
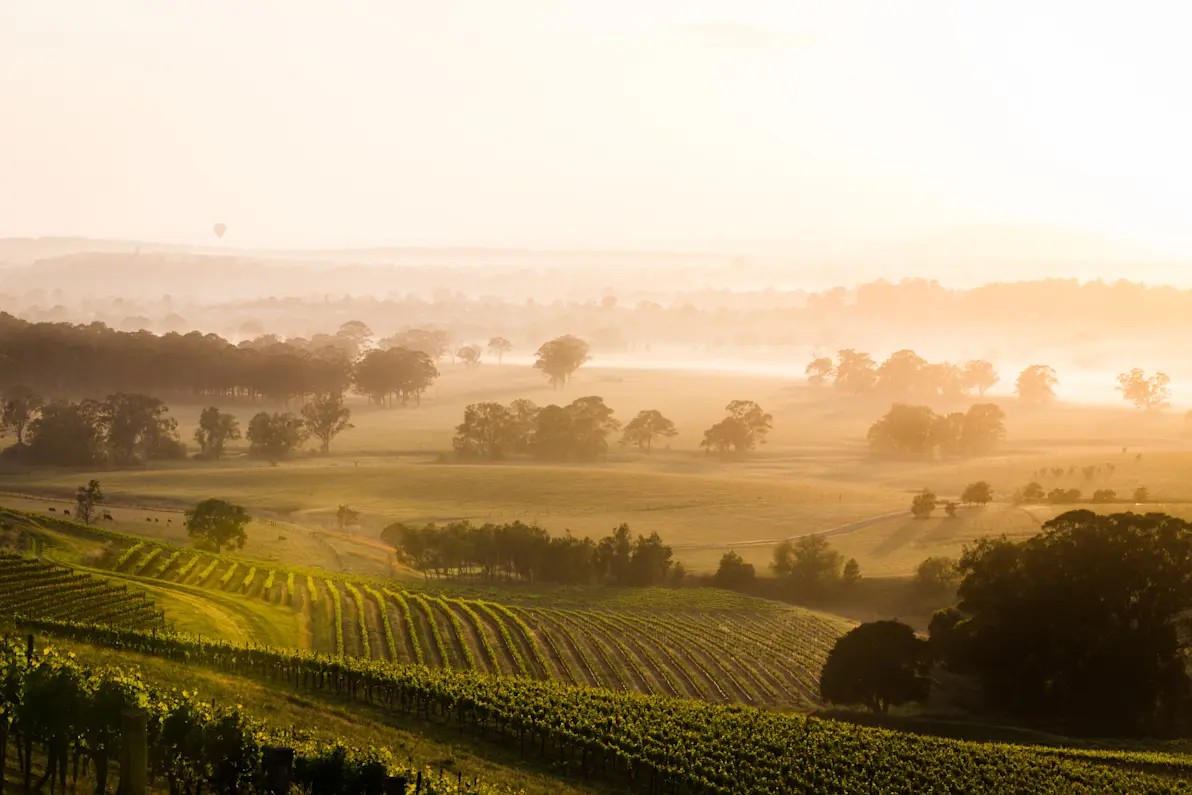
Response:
6,3,1192,794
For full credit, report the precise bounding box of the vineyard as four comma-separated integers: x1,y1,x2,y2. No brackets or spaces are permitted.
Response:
105,538,846,709
0,634,515,794
0,552,164,630
22,619,1192,795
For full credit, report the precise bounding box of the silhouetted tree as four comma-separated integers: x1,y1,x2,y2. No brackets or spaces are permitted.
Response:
619,409,678,454
820,620,931,714
185,498,250,554
193,406,240,460
74,479,103,524
916,556,960,592
1015,364,1058,404
1117,369,1171,411
301,392,353,454
772,535,843,598
335,504,359,530
833,349,878,396
962,360,999,396
876,349,929,399
24,400,105,465
456,345,482,371
99,393,183,464
454,402,519,460
842,558,861,585
0,385,42,446
804,357,835,387
700,400,772,456
933,510,1192,733
713,551,757,590
487,337,513,364
246,411,308,460
868,404,936,458
961,481,993,506
911,489,937,519
533,335,590,389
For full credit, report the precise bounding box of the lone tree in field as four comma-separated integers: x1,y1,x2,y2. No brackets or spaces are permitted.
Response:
700,400,772,456
456,345,482,371
74,479,103,524
804,356,835,387
193,406,240,460
772,535,843,598
533,335,590,389
961,481,993,506
1116,368,1171,411
301,393,353,454
1014,364,1058,404
713,550,757,590
0,385,43,446
620,409,678,454
247,411,308,460
487,336,513,364
911,489,937,519
819,620,931,714
185,498,250,554
335,504,359,531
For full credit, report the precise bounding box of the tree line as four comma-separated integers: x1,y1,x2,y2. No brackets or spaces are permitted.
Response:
381,520,678,586
0,387,357,465
452,398,772,461
867,403,1006,459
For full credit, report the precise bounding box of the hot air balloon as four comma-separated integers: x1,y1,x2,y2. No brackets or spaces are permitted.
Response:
213,223,227,239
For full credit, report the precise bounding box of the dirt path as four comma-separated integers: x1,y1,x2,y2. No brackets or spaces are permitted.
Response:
671,509,914,550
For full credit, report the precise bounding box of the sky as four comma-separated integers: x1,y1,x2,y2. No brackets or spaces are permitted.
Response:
3,1,1192,258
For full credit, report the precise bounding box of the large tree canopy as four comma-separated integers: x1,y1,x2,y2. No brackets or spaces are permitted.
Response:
820,620,931,714
932,510,1192,735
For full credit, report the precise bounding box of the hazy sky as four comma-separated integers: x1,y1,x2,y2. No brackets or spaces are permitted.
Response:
3,1,1191,256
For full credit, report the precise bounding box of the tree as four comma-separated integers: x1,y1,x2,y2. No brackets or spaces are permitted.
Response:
1020,481,1045,503
772,535,843,597
701,401,771,455
0,385,42,446
533,335,590,389
246,412,308,460
98,393,182,464
379,328,451,360
74,479,103,524
353,347,439,407
193,407,240,460
1134,486,1150,503
962,360,999,396
453,402,518,460
819,620,931,714
934,511,1192,732
944,500,958,517
335,504,359,531
876,349,929,399
1092,489,1118,503
804,357,835,387
961,481,993,506
1015,365,1058,404
487,337,513,364
185,498,250,554
915,556,959,592
619,409,678,454
842,558,861,585
1116,369,1171,411
456,346,482,371
911,489,937,519
961,404,1005,453
713,551,756,590
556,396,620,460
24,400,105,466
868,404,936,458
301,392,353,454
834,349,877,396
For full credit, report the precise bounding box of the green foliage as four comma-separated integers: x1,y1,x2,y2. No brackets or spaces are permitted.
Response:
911,489,937,519
185,498,250,554
115,542,145,569
301,392,354,454
713,551,757,590
0,384,43,446
345,582,370,659
937,510,1192,734
246,412,308,460
325,579,346,657
240,566,257,593
25,620,1192,795
75,479,104,524
219,563,239,588
193,406,241,460
820,620,930,714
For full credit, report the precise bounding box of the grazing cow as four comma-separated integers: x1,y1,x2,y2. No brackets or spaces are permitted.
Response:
101,511,113,521
62,509,70,516
47,508,56,513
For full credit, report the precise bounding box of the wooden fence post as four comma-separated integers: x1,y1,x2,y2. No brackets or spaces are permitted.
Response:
120,707,148,795
262,747,294,795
